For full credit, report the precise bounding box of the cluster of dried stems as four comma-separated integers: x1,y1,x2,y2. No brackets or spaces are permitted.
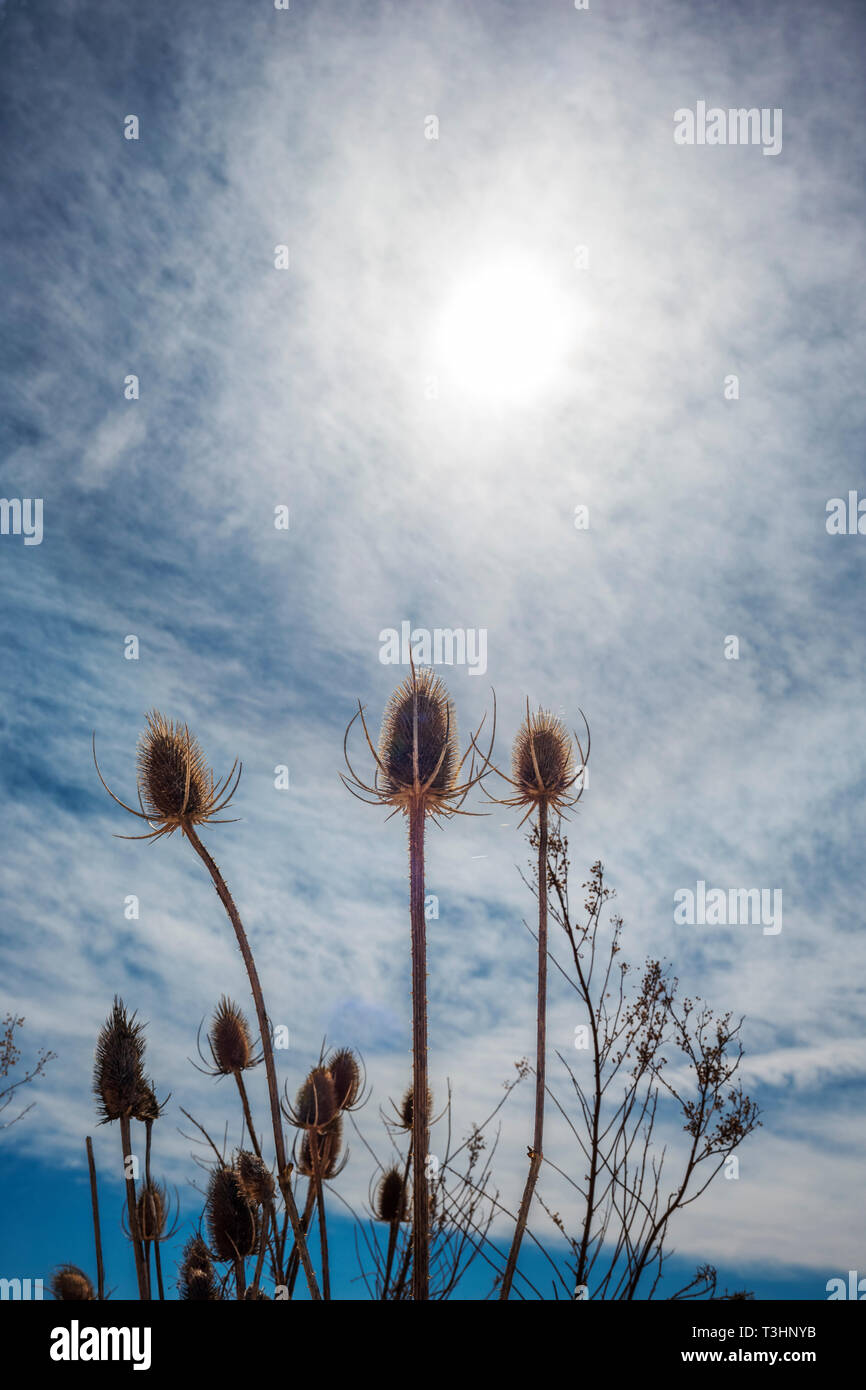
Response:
43,675,758,1301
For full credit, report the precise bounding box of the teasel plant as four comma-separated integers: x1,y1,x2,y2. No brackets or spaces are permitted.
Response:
51,1265,95,1301
205,1161,260,1299
178,1233,221,1301
283,1065,345,1299
132,1179,178,1301
92,996,159,1299
483,703,590,1300
342,661,495,1299
194,996,264,1157
93,711,320,1300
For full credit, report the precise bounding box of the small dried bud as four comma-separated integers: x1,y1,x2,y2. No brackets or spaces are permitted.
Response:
178,1235,221,1301
375,1166,407,1223
293,1067,339,1130
397,1084,432,1131
51,1265,94,1301
137,1181,167,1241
205,1166,259,1262
209,997,255,1075
137,711,211,823
236,1150,275,1206
326,1047,362,1111
298,1115,344,1179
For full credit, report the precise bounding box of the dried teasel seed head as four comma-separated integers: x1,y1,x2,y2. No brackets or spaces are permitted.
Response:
236,1149,275,1206
93,996,149,1124
133,1081,164,1124
209,996,255,1075
375,1166,408,1223
137,1181,167,1241
293,1066,339,1130
50,1265,95,1301
512,709,575,807
137,710,211,823
205,1166,259,1263
378,667,457,808
397,1084,432,1131
326,1046,362,1111
178,1235,221,1301
298,1115,344,1179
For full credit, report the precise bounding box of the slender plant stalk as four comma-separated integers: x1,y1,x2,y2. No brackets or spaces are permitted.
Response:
234,1256,246,1299
119,1116,149,1300
144,1120,165,1300
251,1205,270,1297
382,1221,399,1300
286,1183,317,1298
408,798,430,1300
235,1072,262,1160
500,801,548,1299
184,824,321,1301
85,1136,105,1300
308,1132,331,1300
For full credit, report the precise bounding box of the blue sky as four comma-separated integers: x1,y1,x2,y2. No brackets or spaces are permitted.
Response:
1,0,865,1300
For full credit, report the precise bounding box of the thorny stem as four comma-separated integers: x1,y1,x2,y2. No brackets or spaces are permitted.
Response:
382,1221,399,1300
286,1183,317,1298
144,1120,165,1300
251,1204,270,1297
408,798,430,1300
235,1072,262,1160
184,823,321,1301
119,1115,148,1300
85,1137,105,1300
309,1131,331,1300
500,800,548,1300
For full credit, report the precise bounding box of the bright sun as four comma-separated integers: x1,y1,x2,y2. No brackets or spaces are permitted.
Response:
433,256,573,407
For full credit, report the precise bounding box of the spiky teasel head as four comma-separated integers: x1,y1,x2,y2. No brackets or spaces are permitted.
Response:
489,700,590,827
395,1084,433,1132
137,1181,168,1242
205,1165,259,1263
92,710,242,842
204,996,260,1076
297,1115,345,1180
133,1079,167,1124
178,1234,221,1301
325,1046,364,1111
93,996,150,1124
342,659,495,822
285,1065,340,1132
50,1265,94,1301
236,1150,276,1207
374,1166,408,1223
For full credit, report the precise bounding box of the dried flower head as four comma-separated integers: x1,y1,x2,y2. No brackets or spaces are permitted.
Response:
51,1265,95,1301
178,1234,221,1301
375,1166,408,1223
396,1084,432,1132
133,1080,166,1124
93,710,242,842
287,1066,339,1131
326,1046,363,1111
93,996,150,1124
490,701,590,826
205,1166,259,1263
236,1149,275,1207
137,1181,167,1242
342,660,495,821
297,1115,345,1180
207,997,258,1076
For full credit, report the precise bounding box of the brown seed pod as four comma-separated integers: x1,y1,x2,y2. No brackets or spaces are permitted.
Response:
209,996,256,1075
133,1080,164,1124
236,1149,275,1206
137,1181,167,1241
512,710,575,804
326,1046,362,1111
291,1067,339,1131
297,1115,344,1179
178,1234,221,1301
93,996,149,1124
205,1166,259,1263
375,1166,408,1224
50,1265,95,1301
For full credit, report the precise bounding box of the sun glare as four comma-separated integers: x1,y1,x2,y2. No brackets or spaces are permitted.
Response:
433,256,573,407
